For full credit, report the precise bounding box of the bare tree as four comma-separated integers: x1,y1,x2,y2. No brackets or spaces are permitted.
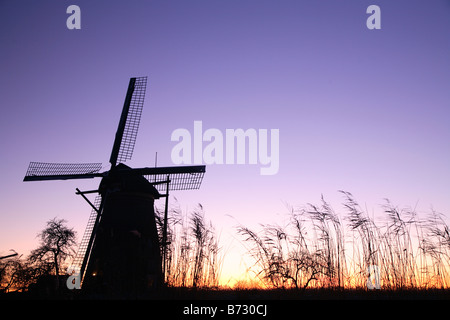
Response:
28,218,77,288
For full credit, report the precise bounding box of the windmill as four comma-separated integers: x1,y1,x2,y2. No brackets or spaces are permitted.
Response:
23,77,206,294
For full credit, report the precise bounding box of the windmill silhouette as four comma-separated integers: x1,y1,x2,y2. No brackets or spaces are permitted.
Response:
23,77,206,294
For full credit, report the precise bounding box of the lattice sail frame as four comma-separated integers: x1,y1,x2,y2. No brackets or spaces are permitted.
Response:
25,162,103,178
70,195,102,273
144,171,205,193
116,76,147,164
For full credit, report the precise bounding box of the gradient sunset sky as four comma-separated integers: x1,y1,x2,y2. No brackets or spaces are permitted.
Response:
1,0,449,284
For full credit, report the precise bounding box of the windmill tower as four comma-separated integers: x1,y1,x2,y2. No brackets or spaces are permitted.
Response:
23,77,206,295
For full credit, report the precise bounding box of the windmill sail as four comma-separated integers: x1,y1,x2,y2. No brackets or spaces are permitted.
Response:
109,76,147,167
23,162,103,181
135,165,206,193
70,195,102,277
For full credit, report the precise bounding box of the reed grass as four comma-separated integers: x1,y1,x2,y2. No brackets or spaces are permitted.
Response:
238,191,450,290
155,202,222,289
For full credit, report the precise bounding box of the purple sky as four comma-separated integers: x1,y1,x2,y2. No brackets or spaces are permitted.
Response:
1,0,449,284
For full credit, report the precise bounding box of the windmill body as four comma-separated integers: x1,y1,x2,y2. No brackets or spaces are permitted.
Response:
82,163,163,294
24,77,206,295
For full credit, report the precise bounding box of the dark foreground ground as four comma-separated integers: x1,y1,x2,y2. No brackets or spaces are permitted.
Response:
2,288,448,318
2,287,450,300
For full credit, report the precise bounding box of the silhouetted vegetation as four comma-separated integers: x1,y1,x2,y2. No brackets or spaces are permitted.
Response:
1,218,77,294
238,191,450,290
155,202,222,289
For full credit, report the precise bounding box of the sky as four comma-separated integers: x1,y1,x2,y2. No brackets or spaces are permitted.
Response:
0,0,449,286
